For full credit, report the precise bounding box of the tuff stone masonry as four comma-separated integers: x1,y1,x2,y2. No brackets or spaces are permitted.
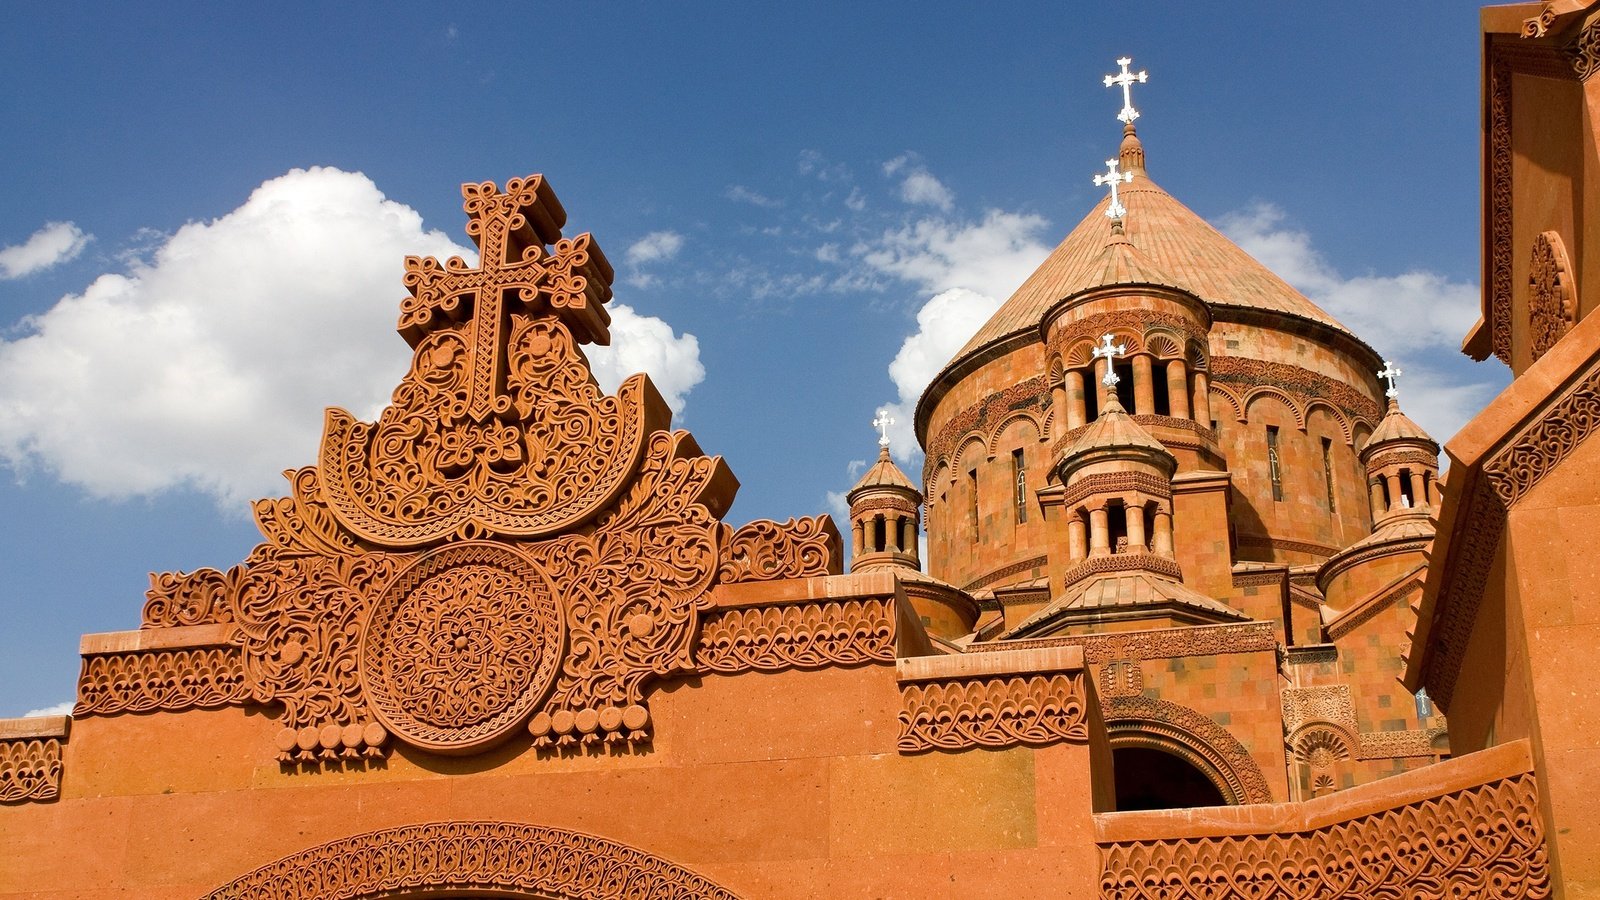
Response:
1,3,1594,895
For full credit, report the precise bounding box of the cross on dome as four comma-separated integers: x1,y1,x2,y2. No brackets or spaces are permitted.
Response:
873,409,895,447
1104,56,1149,125
1377,361,1403,399
1094,158,1134,220
1093,333,1127,387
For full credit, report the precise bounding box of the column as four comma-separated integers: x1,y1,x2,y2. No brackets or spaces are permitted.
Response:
1125,502,1147,552
1065,370,1087,429
1152,509,1175,557
886,515,901,552
853,519,865,556
903,517,918,556
1369,479,1387,522
1385,473,1404,511
1409,471,1428,509
1089,506,1111,557
1192,370,1211,425
1133,355,1155,415
1097,358,1117,407
1051,377,1069,441
1166,359,1190,420
1068,514,1088,561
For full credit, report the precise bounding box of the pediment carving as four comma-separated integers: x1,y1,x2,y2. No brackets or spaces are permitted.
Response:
128,175,842,764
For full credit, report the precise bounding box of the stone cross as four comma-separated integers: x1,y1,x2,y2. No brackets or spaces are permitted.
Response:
1378,360,1403,399
1093,333,1127,387
1094,158,1134,220
1104,56,1149,125
873,409,895,447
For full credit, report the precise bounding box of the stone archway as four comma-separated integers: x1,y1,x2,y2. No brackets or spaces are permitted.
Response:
205,821,740,900
1103,695,1273,805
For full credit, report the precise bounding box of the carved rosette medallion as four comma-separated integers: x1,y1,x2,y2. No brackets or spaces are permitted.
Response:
1529,230,1576,361
360,543,564,754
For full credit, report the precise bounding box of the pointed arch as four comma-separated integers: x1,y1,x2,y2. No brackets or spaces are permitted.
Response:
205,820,741,900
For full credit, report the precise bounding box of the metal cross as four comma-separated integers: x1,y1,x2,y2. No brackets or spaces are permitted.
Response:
1094,158,1134,220
873,409,895,447
1103,57,1149,125
1093,333,1127,387
1377,361,1403,399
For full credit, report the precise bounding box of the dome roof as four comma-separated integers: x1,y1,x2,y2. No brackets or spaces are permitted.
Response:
846,447,919,501
1058,396,1172,468
949,133,1362,368
1366,399,1438,449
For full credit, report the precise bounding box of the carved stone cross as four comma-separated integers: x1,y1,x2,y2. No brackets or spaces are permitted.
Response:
873,409,895,448
1093,333,1127,387
1094,158,1134,220
1378,360,1403,399
1104,56,1149,125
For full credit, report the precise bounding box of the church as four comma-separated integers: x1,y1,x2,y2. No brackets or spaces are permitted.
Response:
0,2,1591,896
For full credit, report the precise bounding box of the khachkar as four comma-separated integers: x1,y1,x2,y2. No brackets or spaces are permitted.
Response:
100,175,841,763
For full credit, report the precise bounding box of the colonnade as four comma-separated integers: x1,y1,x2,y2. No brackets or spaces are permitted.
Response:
1064,501,1176,562
1051,353,1211,431
853,512,918,556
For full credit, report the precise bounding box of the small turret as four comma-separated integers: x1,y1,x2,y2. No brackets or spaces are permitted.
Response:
846,446,923,572
1362,392,1441,525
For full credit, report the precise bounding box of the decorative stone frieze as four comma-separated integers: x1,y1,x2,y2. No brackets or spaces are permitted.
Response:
1357,726,1448,760
1099,772,1546,898
922,376,1050,489
695,598,896,674
204,820,741,900
993,621,1277,663
717,515,841,583
896,646,1089,753
1529,231,1577,361
1208,356,1382,432
0,717,67,804
76,646,249,715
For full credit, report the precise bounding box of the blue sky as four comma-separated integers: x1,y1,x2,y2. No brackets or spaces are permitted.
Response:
0,2,1498,715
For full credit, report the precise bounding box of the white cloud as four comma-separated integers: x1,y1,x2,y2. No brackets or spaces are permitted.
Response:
845,187,867,212
898,170,954,211
725,185,782,209
0,222,91,279
1219,202,1502,445
875,287,1006,458
586,303,704,416
883,155,910,177
855,210,1051,301
0,167,704,507
1219,203,1480,353
624,230,684,266
23,701,72,718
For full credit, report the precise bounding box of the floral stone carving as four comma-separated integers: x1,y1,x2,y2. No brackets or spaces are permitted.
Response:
1529,230,1576,361
118,175,847,764
898,671,1090,752
0,737,63,804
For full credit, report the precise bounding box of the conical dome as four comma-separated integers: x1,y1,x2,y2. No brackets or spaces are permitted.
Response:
846,447,919,502
1366,399,1438,450
948,147,1362,370
1059,396,1173,470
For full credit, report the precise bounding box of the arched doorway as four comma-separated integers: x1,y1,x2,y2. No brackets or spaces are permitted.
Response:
1101,695,1274,807
205,821,740,900
1112,745,1227,810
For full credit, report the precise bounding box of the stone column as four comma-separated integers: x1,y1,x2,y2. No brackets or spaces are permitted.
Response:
1051,377,1069,441
1094,359,1111,407
886,515,901,552
1385,473,1404,511
1192,370,1211,425
1369,479,1387,522
1089,506,1111,557
1409,471,1428,509
1166,359,1190,419
853,520,865,556
1152,508,1175,557
1068,514,1087,561
1065,370,1087,429
1133,355,1156,415
1125,502,1147,552
903,517,918,555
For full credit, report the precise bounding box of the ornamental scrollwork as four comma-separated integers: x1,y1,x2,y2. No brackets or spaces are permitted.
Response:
1099,773,1549,898
0,737,62,804
898,671,1089,752
205,820,742,900
1529,230,1576,361
115,175,846,765
694,598,895,674
717,515,842,583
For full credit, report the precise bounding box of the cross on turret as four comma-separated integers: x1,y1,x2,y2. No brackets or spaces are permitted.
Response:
1104,57,1149,125
1378,360,1403,399
1094,159,1134,220
873,409,895,448
1093,333,1127,387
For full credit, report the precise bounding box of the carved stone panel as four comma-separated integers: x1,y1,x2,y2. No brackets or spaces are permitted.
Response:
1529,230,1577,361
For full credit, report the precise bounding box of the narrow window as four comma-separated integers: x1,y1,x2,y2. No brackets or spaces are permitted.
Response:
1321,437,1336,515
1113,362,1135,410
1012,448,1027,524
1398,469,1414,508
1415,688,1434,720
1107,501,1129,552
968,468,979,540
1151,364,1171,415
1266,426,1283,502
1083,368,1100,422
